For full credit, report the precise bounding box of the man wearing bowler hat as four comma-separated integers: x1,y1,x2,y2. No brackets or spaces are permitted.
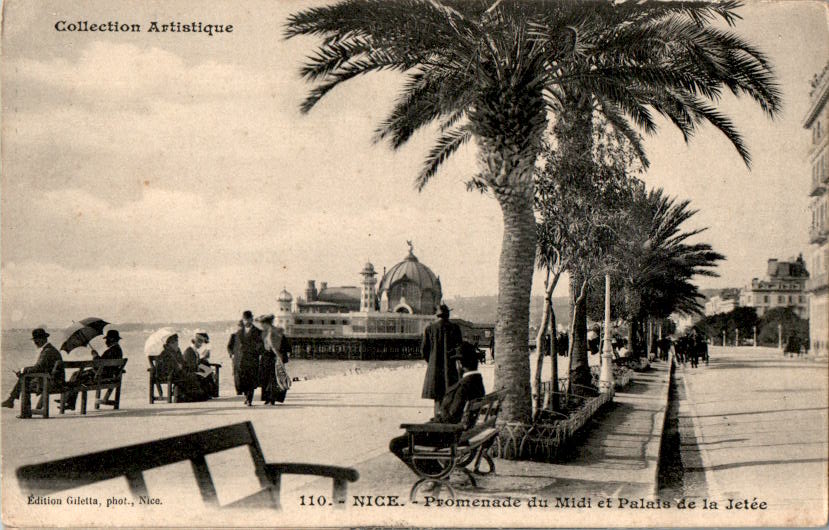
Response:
2,328,65,409
421,303,463,415
61,329,124,410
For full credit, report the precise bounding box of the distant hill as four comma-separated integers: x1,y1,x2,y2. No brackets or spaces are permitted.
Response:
449,295,571,329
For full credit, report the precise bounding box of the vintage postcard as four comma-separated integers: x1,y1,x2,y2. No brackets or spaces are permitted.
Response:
1,0,827,527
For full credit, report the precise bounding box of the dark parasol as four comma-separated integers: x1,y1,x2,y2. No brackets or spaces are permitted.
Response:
60,317,109,353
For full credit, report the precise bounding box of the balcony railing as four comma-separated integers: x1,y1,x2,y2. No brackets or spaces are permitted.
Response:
809,225,828,244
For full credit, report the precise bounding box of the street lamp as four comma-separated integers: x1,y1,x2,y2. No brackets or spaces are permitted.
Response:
753,325,757,347
599,273,614,393
736,328,740,347
778,323,783,350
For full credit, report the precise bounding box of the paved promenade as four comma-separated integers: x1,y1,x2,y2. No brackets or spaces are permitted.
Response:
673,346,828,527
3,347,826,527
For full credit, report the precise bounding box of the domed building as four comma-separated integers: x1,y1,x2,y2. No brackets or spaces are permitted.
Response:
378,243,442,315
273,243,457,360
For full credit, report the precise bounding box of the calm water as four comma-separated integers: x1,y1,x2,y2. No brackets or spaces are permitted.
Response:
0,326,417,401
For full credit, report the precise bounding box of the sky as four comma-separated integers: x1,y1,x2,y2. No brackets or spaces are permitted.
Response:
1,0,827,328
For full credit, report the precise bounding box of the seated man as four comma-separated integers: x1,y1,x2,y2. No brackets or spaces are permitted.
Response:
2,328,65,409
61,329,123,410
389,341,485,473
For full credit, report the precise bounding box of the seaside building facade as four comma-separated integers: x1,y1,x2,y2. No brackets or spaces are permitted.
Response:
738,257,809,319
274,244,492,359
804,61,829,356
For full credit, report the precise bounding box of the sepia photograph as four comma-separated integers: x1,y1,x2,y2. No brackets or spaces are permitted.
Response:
1,0,827,527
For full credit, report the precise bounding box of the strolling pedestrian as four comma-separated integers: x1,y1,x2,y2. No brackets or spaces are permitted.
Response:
227,311,264,406
420,303,463,415
2,328,65,410
256,314,292,405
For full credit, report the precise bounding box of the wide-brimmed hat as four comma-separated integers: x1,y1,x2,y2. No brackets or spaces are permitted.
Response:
255,314,275,324
31,328,49,340
105,330,121,341
193,329,210,343
436,304,451,318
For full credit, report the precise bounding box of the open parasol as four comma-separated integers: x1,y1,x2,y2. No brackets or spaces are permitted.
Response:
144,327,179,357
60,317,109,353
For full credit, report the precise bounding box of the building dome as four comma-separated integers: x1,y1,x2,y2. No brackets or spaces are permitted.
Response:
378,243,442,315
278,288,293,303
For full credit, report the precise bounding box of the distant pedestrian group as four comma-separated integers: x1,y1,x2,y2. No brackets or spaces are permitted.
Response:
226,310,292,406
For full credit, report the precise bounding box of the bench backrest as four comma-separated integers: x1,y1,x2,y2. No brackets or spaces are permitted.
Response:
64,358,128,381
16,421,270,501
460,390,505,432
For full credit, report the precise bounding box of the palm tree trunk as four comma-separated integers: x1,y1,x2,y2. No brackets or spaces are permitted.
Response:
493,189,536,424
568,274,591,392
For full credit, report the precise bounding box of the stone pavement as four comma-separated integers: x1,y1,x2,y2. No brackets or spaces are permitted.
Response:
673,346,828,527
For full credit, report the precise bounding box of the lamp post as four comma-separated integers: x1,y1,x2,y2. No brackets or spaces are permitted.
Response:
753,326,757,347
736,328,740,347
722,330,726,347
778,323,783,350
599,273,615,393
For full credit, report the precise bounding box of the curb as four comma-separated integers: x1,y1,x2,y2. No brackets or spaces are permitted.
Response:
649,352,675,498
679,364,726,500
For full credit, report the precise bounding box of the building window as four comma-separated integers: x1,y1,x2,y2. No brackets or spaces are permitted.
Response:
764,295,769,303
778,295,784,303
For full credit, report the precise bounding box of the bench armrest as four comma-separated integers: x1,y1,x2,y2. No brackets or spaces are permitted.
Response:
208,363,222,368
400,422,464,434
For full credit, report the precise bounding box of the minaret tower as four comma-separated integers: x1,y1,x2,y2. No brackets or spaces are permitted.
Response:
360,262,377,313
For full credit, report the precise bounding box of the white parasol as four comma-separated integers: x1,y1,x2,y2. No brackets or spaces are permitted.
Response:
144,327,179,357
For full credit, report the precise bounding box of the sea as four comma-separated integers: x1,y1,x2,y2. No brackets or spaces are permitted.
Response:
0,324,417,401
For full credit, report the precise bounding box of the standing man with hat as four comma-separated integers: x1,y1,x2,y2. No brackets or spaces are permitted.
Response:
227,310,264,406
421,303,463,415
61,329,124,410
2,328,65,409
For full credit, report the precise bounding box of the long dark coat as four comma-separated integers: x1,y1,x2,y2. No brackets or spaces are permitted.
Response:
420,318,462,400
227,326,263,394
260,327,291,403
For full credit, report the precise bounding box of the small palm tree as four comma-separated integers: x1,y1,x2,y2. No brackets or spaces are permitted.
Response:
285,0,779,425
615,188,725,353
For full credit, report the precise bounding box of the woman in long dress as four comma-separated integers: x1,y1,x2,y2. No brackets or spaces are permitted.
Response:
256,314,291,405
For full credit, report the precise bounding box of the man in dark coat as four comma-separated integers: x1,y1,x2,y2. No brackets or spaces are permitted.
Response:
421,304,463,414
2,328,65,409
61,329,124,410
227,310,264,406
390,341,485,473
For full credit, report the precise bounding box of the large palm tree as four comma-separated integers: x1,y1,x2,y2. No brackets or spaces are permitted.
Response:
285,0,780,425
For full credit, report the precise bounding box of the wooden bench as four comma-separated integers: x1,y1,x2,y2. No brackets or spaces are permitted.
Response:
399,390,505,500
16,421,359,510
19,359,128,419
147,355,222,403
